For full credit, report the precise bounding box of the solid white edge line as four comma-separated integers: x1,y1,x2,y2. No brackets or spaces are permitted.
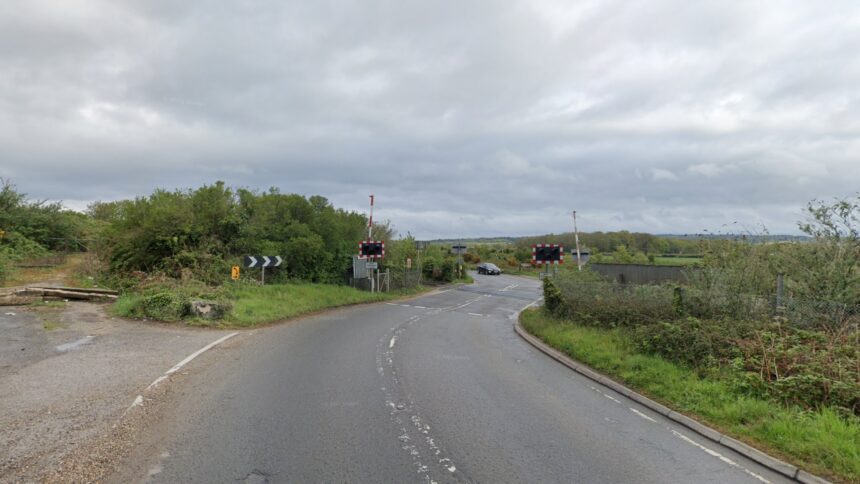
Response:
164,332,239,376
145,332,239,391
123,394,144,415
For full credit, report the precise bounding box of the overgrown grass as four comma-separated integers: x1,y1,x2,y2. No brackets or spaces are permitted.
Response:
593,255,702,266
224,282,425,327
653,256,703,266
520,309,860,483
112,280,435,327
0,253,89,287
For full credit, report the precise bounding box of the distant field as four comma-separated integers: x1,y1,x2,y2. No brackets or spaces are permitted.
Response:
595,255,702,266
653,256,702,266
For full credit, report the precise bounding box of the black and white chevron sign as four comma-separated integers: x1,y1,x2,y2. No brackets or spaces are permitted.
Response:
243,255,283,268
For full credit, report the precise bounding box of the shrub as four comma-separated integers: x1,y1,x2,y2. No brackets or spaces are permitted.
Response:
140,292,190,321
633,317,755,369
543,277,565,315
737,325,859,414
551,272,676,327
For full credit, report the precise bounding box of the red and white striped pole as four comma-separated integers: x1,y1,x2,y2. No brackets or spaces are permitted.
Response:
368,195,374,240
573,210,582,271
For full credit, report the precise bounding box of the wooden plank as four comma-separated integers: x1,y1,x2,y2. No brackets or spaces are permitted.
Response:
30,286,119,296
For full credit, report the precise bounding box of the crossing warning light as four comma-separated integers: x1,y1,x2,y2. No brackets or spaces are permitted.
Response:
532,244,564,265
359,240,385,259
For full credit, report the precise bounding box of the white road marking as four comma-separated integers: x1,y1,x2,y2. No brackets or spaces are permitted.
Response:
146,375,169,390
520,297,543,311
55,335,94,352
123,394,144,415
630,408,658,423
414,306,427,309
467,313,485,317
670,430,771,483
602,393,622,404
389,336,397,349
444,295,486,311
145,332,238,391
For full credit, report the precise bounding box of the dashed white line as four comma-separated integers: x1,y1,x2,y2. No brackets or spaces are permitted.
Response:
389,336,397,349
670,430,771,483
467,313,485,317
630,408,658,423
602,393,622,404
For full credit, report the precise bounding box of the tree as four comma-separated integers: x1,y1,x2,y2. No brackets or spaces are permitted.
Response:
791,195,860,306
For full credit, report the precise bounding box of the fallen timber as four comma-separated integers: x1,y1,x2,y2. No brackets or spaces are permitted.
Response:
1,286,119,303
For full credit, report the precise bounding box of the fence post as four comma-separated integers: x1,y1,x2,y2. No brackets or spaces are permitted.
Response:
775,273,785,315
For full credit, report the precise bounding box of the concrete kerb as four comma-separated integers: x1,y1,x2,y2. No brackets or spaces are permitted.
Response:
512,319,831,484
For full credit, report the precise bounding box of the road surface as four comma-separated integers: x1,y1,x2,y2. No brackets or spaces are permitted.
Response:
116,274,792,483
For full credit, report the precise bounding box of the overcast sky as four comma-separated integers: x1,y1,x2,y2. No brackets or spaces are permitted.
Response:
2,1,858,239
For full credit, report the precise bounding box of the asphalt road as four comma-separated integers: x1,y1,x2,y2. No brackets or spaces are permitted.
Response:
118,274,793,484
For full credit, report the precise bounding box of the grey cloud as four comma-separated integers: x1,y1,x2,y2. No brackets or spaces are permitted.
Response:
2,0,859,238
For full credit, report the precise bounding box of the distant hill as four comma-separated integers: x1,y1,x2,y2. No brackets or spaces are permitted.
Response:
656,234,811,242
424,231,812,255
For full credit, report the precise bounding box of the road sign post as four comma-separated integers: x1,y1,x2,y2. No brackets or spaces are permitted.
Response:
415,241,427,284
243,255,283,284
451,244,467,279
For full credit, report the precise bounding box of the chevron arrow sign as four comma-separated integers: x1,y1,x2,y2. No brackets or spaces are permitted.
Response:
244,256,283,268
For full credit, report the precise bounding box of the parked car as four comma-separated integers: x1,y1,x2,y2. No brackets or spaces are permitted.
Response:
476,262,502,275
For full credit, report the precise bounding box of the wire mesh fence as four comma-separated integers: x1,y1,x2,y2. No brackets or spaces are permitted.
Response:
551,275,860,333
389,269,420,291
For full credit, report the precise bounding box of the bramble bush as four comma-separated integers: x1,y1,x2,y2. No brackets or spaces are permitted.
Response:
544,196,860,415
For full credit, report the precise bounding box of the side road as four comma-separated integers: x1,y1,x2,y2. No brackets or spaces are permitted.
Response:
0,301,238,482
513,316,831,484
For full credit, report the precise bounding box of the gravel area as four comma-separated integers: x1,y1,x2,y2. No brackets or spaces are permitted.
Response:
0,301,234,482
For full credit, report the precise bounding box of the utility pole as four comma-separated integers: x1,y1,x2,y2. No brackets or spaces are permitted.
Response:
573,210,583,271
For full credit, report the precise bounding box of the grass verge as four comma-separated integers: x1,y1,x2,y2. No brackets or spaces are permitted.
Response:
223,282,429,327
520,308,860,483
112,281,436,328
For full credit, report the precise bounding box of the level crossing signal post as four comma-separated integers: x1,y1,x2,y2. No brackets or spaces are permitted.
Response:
359,240,385,293
532,244,564,277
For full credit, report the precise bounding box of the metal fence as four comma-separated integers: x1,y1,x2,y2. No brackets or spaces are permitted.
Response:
589,263,695,285
351,268,420,292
